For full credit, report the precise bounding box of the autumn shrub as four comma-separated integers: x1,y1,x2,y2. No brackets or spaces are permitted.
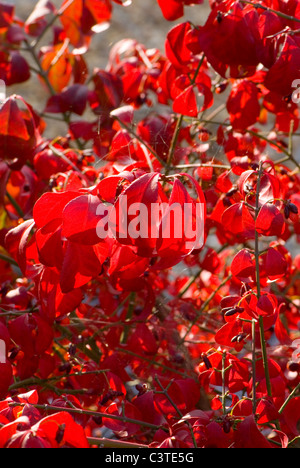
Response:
0,0,300,449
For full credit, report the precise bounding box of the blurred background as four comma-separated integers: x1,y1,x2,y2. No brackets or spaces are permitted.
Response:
14,0,184,52
5,1,299,164
4,0,209,137
11,0,209,55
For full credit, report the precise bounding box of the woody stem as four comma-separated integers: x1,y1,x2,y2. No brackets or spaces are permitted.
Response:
255,162,273,399
22,38,84,150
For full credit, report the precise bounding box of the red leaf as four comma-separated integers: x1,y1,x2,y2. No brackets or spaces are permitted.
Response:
281,397,300,437
265,247,287,281
256,203,285,237
264,36,300,96
107,129,134,162
234,416,272,448
157,0,184,21
36,219,64,269
39,267,83,321
5,220,35,274
33,148,70,180
9,314,53,356
33,191,79,229
256,294,276,317
259,173,282,205
157,0,203,21
165,22,194,67
0,4,14,30
193,2,261,78
60,0,112,50
222,203,255,238
227,80,261,131
0,417,31,448
40,43,73,93
154,378,200,417
231,249,255,280
110,105,134,125
0,96,38,167
25,0,56,36
274,312,292,346
103,402,142,435
228,359,250,393
172,74,213,116
215,321,242,348
127,324,158,355
34,412,89,448
114,172,160,256
60,242,108,293
173,84,198,117
62,194,106,245
0,363,12,399
45,84,88,116
133,391,163,426
90,70,123,114
3,52,30,86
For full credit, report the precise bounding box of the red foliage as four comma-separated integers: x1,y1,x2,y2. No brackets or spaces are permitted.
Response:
1,0,300,449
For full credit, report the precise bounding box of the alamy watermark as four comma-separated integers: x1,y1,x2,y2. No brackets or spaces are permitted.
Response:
95,198,206,252
0,80,6,104
292,80,300,104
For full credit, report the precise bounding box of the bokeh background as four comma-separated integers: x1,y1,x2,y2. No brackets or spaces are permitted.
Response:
13,0,209,55
7,1,209,113
1,0,209,143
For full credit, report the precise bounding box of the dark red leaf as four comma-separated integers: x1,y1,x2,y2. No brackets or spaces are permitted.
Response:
256,203,285,237
234,416,273,448
231,249,255,280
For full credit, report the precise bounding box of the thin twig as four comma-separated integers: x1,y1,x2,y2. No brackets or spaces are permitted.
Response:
180,274,232,344
279,383,300,414
155,377,198,448
240,1,300,24
8,402,165,432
